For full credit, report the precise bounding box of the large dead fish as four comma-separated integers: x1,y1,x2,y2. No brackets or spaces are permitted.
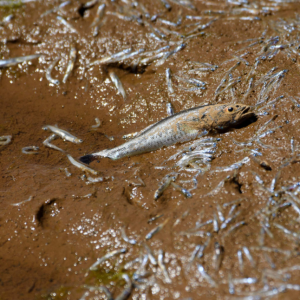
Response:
79,103,255,164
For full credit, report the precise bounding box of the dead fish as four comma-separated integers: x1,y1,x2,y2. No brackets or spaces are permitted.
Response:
166,68,174,94
62,44,76,84
154,173,177,200
46,58,60,85
158,249,172,283
167,102,175,116
114,274,132,300
22,146,39,154
145,218,169,240
89,248,127,270
0,54,41,68
67,154,98,175
57,16,77,33
0,135,12,146
109,70,126,99
171,182,192,198
42,125,82,144
91,117,101,129
79,104,255,164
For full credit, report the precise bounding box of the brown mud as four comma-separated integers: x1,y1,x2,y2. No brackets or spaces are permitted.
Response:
2,0,300,299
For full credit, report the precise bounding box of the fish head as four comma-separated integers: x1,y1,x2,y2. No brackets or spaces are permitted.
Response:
212,104,256,130
75,138,83,144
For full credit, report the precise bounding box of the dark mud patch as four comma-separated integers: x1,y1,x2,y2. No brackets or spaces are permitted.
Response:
36,198,63,229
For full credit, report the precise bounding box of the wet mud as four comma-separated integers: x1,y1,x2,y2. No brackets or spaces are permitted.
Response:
2,0,300,299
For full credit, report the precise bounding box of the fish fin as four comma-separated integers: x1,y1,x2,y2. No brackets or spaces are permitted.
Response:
79,154,96,165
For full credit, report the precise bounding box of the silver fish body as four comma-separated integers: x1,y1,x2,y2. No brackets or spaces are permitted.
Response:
0,54,41,68
80,103,255,164
42,125,82,144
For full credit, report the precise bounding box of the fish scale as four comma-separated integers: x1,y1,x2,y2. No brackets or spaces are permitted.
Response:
80,103,255,164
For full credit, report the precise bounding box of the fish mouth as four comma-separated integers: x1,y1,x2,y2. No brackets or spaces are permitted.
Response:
234,106,256,123
241,106,253,115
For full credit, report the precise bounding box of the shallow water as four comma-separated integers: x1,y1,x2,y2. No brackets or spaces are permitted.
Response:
2,0,300,299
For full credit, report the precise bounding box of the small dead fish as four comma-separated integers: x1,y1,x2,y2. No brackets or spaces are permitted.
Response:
133,255,149,281
145,218,169,240
154,173,177,200
115,274,132,300
225,221,246,236
106,11,134,22
67,154,98,175
89,48,131,66
57,16,77,33
64,168,72,177
142,46,170,58
171,182,192,198
173,209,189,227
43,133,64,153
237,250,244,273
0,54,41,68
166,68,174,94
144,20,166,39
91,3,106,36
89,248,127,270
46,58,60,85
213,213,219,232
142,242,157,265
83,0,98,9
119,48,145,62
148,214,164,223
91,3,105,27
121,226,137,245
197,264,218,287
213,242,224,271
159,0,171,10
91,117,101,129
62,44,76,84
158,249,172,283
140,52,166,65
109,70,126,99
0,135,12,146
0,14,13,24
166,102,175,116
175,75,206,87
216,204,225,222
42,125,82,144
80,104,255,164
243,246,256,268
155,43,186,66
85,176,104,184
41,1,70,17
228,272,234,294
11,196,33,206
233,277,257,285
22,146,39,154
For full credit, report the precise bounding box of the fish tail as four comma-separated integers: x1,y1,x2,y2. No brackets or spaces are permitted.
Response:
79,154,97,165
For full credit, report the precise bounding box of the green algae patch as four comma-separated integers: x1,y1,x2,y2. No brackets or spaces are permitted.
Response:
39,286,71,300
87,267,129,285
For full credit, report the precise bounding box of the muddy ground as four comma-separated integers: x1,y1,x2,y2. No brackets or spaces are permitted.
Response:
2,0,300,299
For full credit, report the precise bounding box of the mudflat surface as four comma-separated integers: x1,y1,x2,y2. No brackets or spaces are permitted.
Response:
2,0,300,299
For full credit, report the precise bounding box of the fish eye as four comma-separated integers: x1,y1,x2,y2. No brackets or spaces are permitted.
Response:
228,107,234,112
